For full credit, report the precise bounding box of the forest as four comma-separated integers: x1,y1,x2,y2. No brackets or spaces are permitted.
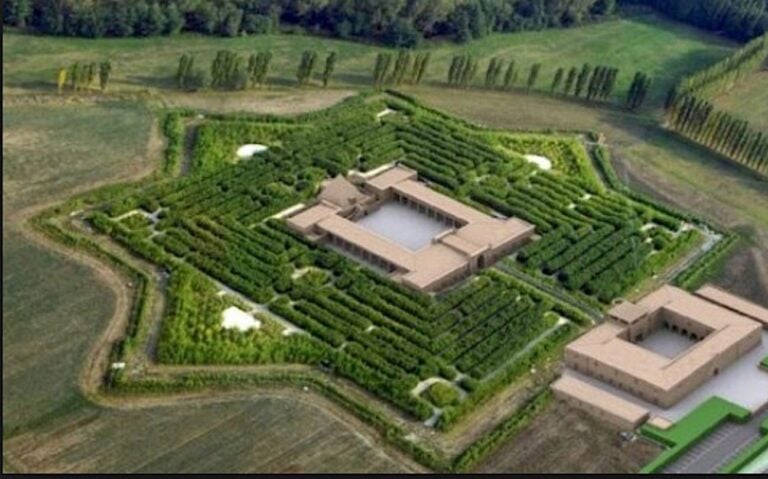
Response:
619,0,768,42
6,0,767,46
4,0,619,46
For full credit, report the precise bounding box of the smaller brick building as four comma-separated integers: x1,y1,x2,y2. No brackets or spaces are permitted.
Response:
554,285,766,424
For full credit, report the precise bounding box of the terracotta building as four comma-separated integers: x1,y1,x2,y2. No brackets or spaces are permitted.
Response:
552,285,767,428
286,165,535,292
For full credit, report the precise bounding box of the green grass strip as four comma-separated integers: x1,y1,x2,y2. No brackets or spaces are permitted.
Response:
639,396,751,474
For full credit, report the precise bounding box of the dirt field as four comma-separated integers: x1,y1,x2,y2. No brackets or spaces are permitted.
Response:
159,88,357,115
2,230,117,435
3,392,414,473
408,86,768,306
474,400,662,473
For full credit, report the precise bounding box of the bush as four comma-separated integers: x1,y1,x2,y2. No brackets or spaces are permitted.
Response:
424,382,461,408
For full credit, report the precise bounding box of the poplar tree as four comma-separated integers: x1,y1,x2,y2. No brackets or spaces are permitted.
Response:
296,50,318,86
413,52,430,84
56,67,67,94
574,63,591,97
503,61,516,89
372,52,393,89
563,67,578,95
99,61,112,91
322,51,336,87
526,63,541,91
551,67,564,93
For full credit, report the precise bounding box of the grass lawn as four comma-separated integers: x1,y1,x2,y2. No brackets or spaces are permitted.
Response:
3,13,735,105
711,70,768,133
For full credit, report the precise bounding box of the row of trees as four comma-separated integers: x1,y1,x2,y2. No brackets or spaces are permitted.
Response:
295,50,318,86
666,95,767,174
297,50,339,87
447,56,649,108
625,72,652,110
56,60,111,93
4,0,617,47
619,0,768,42
663,33,767,175
447,55,480,87
371,51,430,89
674,34,768,99
175,50,341,91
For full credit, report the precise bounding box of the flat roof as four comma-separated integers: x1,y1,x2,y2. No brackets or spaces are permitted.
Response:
318,176,368,208
695,285,768,328
455,218,536,250
569,285,763,391
287,202,340,231
392,179,488,224
366,165,417,191
552,374,650,427
316,214,415,270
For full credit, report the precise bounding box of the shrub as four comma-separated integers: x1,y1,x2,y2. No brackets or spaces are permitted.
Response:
424,382,461,408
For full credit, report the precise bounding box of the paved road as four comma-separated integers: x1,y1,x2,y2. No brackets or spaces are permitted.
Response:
664,408,768,474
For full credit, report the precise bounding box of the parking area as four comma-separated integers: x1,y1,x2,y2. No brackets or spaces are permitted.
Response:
664,409,768,473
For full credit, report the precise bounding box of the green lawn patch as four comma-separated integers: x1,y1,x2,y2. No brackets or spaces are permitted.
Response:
639,396,751,473
424,382,461,408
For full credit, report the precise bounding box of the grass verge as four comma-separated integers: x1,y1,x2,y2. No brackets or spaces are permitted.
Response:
638,396,751,473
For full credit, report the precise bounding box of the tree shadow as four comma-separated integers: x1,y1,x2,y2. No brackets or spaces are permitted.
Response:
122,74,175,90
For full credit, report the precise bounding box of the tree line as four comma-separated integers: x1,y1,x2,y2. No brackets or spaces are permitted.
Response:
663,33,768,175
56,47,654,111
372,51,430,89
445,55,650,109
175,49,341,91
673,34,768,99
4,0,617,47
665,96,767,174
56,60,111,93
618,0,768,42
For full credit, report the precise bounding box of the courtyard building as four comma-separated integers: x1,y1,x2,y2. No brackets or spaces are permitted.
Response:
287,165,535,292
552,285,768,429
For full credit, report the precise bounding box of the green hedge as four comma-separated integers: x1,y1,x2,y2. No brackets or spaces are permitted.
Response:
639,397,751,473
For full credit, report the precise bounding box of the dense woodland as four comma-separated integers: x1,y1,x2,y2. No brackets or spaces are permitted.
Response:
5,0,617,46
619,0,768,42
5,0,768,45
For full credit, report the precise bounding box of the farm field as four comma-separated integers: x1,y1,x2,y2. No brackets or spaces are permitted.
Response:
474,400,662,473
2,13,735,105
3,393,415,473
2,230,111,436
2,100,155,211
407,87,768,306
710,70,768,133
